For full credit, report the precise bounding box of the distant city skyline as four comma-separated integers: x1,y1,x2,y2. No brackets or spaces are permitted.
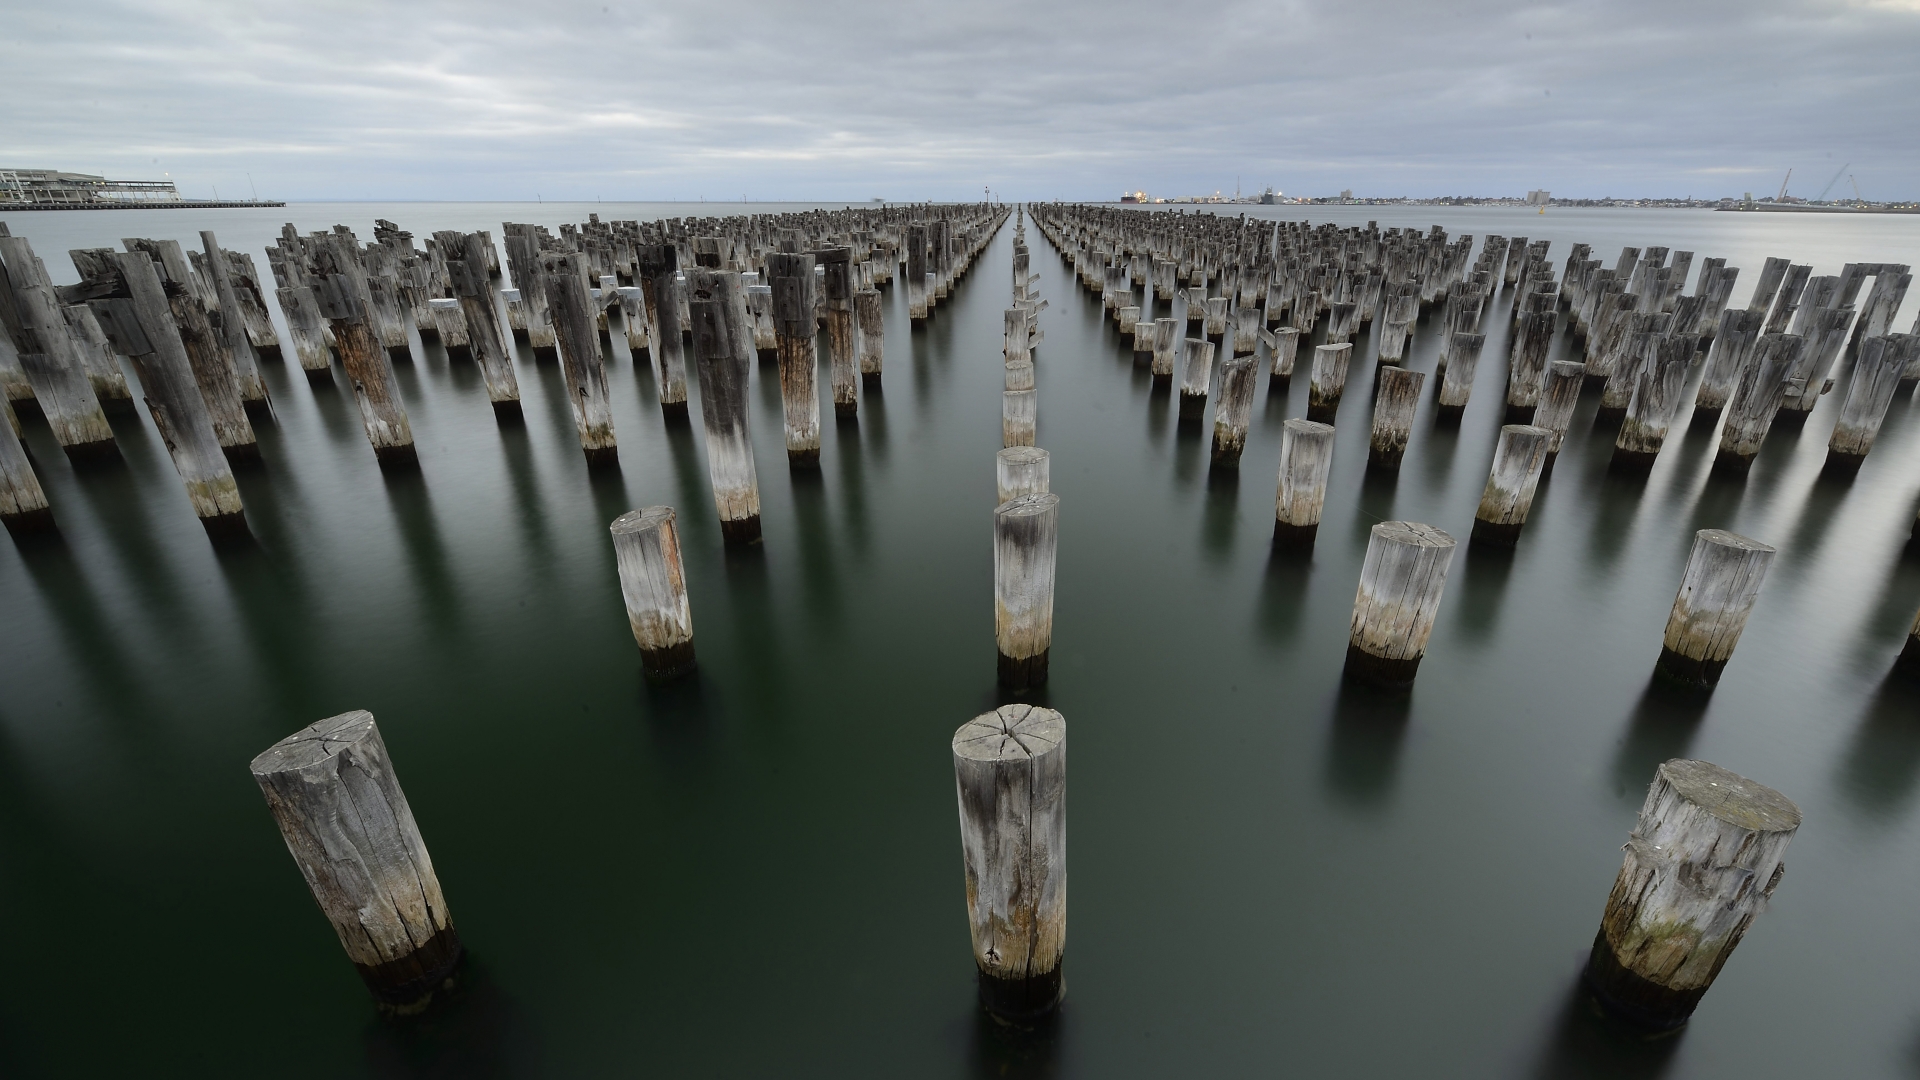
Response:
5,0,1916,204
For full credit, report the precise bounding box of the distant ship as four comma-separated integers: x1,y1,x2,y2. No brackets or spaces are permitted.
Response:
1119,190,1147,204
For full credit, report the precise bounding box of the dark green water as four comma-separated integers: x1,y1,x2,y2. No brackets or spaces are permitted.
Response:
3,203,1920,1077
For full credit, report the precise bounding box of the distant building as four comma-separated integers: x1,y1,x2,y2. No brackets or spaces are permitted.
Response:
1260,187,1279,205
1340,189,1353,202
0,169,183,207
1526,189,1551,205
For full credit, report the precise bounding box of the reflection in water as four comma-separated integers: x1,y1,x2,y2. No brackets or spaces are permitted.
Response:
1418,409,1460,492
659,422,709,532
1584,468,1648,580
496,421,557,593
1838,675,1920,820
1610,676,1709,802
1145,382,1170,444
362,956,539,1080
640,667,719,770
1171,409,1204,486
967,1002,1063,1080
834,420,871,558
862,379,891,463
1324,680,1412,809
1352,469,1399,546
1779,472,1850,567
1530,977,1681,1080
1456,541,1517,644
16,533,156,723
211,530,324,717
1257,542,1314,646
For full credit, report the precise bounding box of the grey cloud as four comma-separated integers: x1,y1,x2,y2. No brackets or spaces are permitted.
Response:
3,0,1916,200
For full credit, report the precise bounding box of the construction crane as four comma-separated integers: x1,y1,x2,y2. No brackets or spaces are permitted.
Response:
1777,169,1792,201
1850,174,1864,205
1813,163,1850,203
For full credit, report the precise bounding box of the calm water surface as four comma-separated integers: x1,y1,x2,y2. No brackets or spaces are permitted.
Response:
3,202,1920,1077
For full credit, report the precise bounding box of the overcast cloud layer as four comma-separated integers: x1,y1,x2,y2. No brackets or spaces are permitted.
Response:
5,0,1918,202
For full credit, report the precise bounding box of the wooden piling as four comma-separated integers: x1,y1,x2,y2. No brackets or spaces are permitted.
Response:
1824,334,1918,476
435,231,521,417
1714,334,1805,476
541,253,623,462
687,299,762,546
251,710,462,1016
1,254,119,460
1150,318,1180,386
767,252,823,467
62,303,134,409
907,225,929,323
1178,338,1215,421
1307,342,1353,422
995,492,1059,689
1531,360,1584,471
1003,388,1037,448
821,248,858,419
1586,759,1798,1030
1611,334,1695,474
1211,353,1256,468
198,231,269,407
1273,418,1335,550
0,393,51,533
952,703,1066,1020
857,287,884,384
1345,522,1456,687
1269,326,1301,389
1472,426,1551,547
1434,332,1485,423
1368,366,1425,472
996,446,1050,505
1692,310,1763,418
1655,529,1775,688
609,506,697,677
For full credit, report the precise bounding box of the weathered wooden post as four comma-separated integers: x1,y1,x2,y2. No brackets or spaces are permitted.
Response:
1825,334,1918,476
687,299,762,546
907,225,930,324
314,273,414,467
1472,426,1551,547
1586,759,1799,1031
638,244,689,415
1345,522,1456,687
1269,326,1301,390
1273,418,1335,550
952,703,1067,1020
275,284,332,377
1692,310,1763,418
80,252,247,531
995,492,1059,689
1368,367,1424,472
435,231,521,417
1655,529,1775,688
199,231,269,408
1117,305,1139,336
1211,353,1257,468
1611,334,1695,474
1531,360,1584,474
764,252,824,468
1307,342,1353,422
1898,606,1920,681
1178,338,1215,421
1003,388,1037,448
63,303,134,410
1714,334,1805,476
820,247,858,420
856,287,884,384
541,252,624,461
0,397,51,533
1150,317,1179,386
1435,331,1486,423
251,710,462,1016
996,446,1049,505
1130,316,1156,363
609,506,697,678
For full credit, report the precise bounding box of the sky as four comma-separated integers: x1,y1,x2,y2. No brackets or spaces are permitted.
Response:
4,0,1918,203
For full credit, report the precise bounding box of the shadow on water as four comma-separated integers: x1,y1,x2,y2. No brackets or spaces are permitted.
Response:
788,470,842,632
965,1004,1063,1080
863,379,891,463
1352,468,1399,544
1419,407,1461,492
496,420,557,589
381,467,463,636
1171,409,1205,486
1456,540,1517,644
13,532,157,724
1145,381,1171,445
1202,467,1239,561
1837,674,1920,820
363,957,539,1080
1779,469,1851,565
1584,467,1648,581
834,419,871,558
1610,675,1710,801
1323,679,1412,810
210,525,324,718
660,421,709,527
639,667,719,769
1529,977,1682,1080
1256,538,1315,647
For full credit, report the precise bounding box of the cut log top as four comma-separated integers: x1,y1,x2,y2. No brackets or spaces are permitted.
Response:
997,446,1048,468
953,703,1065,763
249,709,382,777
1658,758,1800,833
1695,528,1775,558
611,505,676,537
1374,520,1454,551
998,491,1059,517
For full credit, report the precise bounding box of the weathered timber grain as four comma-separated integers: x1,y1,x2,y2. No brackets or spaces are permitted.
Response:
1368,366,1425,472
769,252,822,467
0,393,51,532
1178,337,1215,422
1210,353,1256,468
251,710,462,1015
1471,425,1551,547
687,298,762,546
952,704,1066,1020
1587,759,1798,1030
1003,388,1037,448
1713,334,1805,475
436,231,521,416
820,247,858,419
1825,334,1919,475
995,492,1059,689
610,506,697,677
1307,342,1353,423
1273,418,1334,550
199,232,269,407
1345,521,1455,687
996,446,1050,505
1655,529,1774,687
